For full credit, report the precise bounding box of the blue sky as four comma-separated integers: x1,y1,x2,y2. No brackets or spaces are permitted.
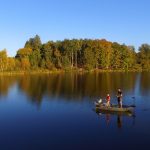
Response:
0,0,150,56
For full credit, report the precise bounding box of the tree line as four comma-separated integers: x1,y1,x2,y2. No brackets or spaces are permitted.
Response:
0,35,150,72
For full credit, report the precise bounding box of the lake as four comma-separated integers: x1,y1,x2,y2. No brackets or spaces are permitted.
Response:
0,72,150,150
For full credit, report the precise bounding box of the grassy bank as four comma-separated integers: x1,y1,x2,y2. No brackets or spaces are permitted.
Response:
0,68,147,76
0,70,65,76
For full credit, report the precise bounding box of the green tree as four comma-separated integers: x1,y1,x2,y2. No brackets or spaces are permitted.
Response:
40,41,54,61
53,48,61,68
29,50,41,69
83,46,95,70
138,44,150,69
71,39,82,68
25,35,42,50
40,41,55,69
24,35,42,68
111,42,122,69
99,39,113,69
61,39,76,68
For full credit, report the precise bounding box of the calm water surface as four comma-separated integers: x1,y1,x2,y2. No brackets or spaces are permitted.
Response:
0,72,150,150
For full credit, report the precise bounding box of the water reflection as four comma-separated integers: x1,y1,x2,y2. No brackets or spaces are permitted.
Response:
0,72,150,104
117,115,122,128
0,76,17,97
0,72,150,150
96,111,135,129
106,114,123,128
139,72,150,96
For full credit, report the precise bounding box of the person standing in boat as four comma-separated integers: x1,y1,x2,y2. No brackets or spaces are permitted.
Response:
106,94,111,107
117,89,123,108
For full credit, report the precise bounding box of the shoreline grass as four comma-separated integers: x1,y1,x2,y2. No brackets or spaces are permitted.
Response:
0,68,148,76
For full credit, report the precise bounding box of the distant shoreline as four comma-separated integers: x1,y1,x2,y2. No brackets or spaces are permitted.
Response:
0,68,148,76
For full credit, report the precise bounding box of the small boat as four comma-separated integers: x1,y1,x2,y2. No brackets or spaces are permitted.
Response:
95,102,134,113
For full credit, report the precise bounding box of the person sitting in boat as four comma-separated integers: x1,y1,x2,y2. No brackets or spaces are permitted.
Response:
98,98,102,104
106,94,111,107
117,89,123,108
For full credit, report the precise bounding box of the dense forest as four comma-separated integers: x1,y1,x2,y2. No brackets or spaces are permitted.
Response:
0,35,150,72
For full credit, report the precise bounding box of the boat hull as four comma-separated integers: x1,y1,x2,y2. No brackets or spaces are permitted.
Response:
95,102,134,113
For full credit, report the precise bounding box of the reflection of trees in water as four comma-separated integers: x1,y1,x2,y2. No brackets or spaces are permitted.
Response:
139,72,150,96
18,75,48,105
0,72,148,104
17,73,138,105
0,76,17,97
85,72,137,98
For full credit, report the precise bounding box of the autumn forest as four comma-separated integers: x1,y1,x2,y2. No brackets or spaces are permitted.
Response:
0,35,150,72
